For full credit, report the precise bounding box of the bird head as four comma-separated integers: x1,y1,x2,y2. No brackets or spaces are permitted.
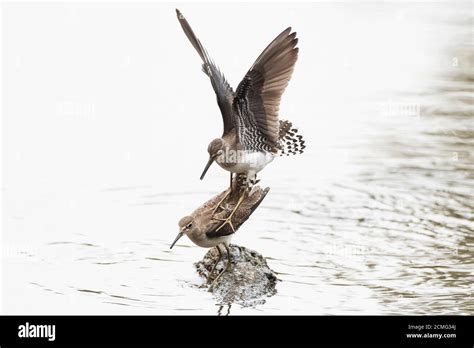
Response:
170,216,196,249
200,138,224,180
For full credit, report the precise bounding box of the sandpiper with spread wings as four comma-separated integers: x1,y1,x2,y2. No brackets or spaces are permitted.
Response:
176,9,305,231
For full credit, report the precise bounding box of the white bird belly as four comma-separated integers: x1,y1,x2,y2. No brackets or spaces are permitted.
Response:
189,234,232,248
217,151,275,175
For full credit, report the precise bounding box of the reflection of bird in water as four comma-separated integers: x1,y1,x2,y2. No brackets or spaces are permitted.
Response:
217,304,232,316
170,176,270,285
176,9,305,231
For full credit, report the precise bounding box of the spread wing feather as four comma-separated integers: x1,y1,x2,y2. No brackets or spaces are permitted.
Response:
176,9,235,135
234,28,298,151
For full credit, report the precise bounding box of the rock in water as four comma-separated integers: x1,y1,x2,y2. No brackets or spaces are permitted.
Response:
195,245,278,307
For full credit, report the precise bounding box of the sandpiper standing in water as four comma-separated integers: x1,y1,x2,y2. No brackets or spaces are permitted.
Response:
170,178,270,285
176,9,305,231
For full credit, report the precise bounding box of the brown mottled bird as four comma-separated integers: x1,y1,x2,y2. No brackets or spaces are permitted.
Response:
176,9,305,231
170,176,270,284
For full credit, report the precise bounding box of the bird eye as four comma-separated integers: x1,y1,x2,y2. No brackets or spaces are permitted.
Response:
186,222,193,229
217,149,224,155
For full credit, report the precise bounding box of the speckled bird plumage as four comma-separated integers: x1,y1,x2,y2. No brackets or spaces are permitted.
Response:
176,9,305,181
176,184,270,248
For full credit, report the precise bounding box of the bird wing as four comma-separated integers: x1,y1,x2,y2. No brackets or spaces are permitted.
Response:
176,9,235,135
233,28,298,151
205,187,270,239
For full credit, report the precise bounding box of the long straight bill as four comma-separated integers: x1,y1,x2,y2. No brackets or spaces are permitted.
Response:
170,232,184,249
200,156,215,180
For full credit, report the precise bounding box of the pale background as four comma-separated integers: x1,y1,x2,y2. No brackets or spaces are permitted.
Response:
2,1,473,314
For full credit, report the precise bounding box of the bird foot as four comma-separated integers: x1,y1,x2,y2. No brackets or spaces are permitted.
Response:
208,262,231,291
210,189,232,217
213,189,247,233
210,204,225,217
206,265,221,285
206,274,215,285
214,216,236,233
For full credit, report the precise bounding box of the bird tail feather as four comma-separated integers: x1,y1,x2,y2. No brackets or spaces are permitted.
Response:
278,120,306,156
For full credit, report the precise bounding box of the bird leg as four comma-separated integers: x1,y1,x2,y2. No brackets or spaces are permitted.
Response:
224,243,232,264
211,189,231,216
210,173,233,217
206,246,223,284
211,244,232,287
214,187,248,233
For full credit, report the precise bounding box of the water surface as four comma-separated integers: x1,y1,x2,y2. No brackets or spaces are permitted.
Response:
2,2,473,314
